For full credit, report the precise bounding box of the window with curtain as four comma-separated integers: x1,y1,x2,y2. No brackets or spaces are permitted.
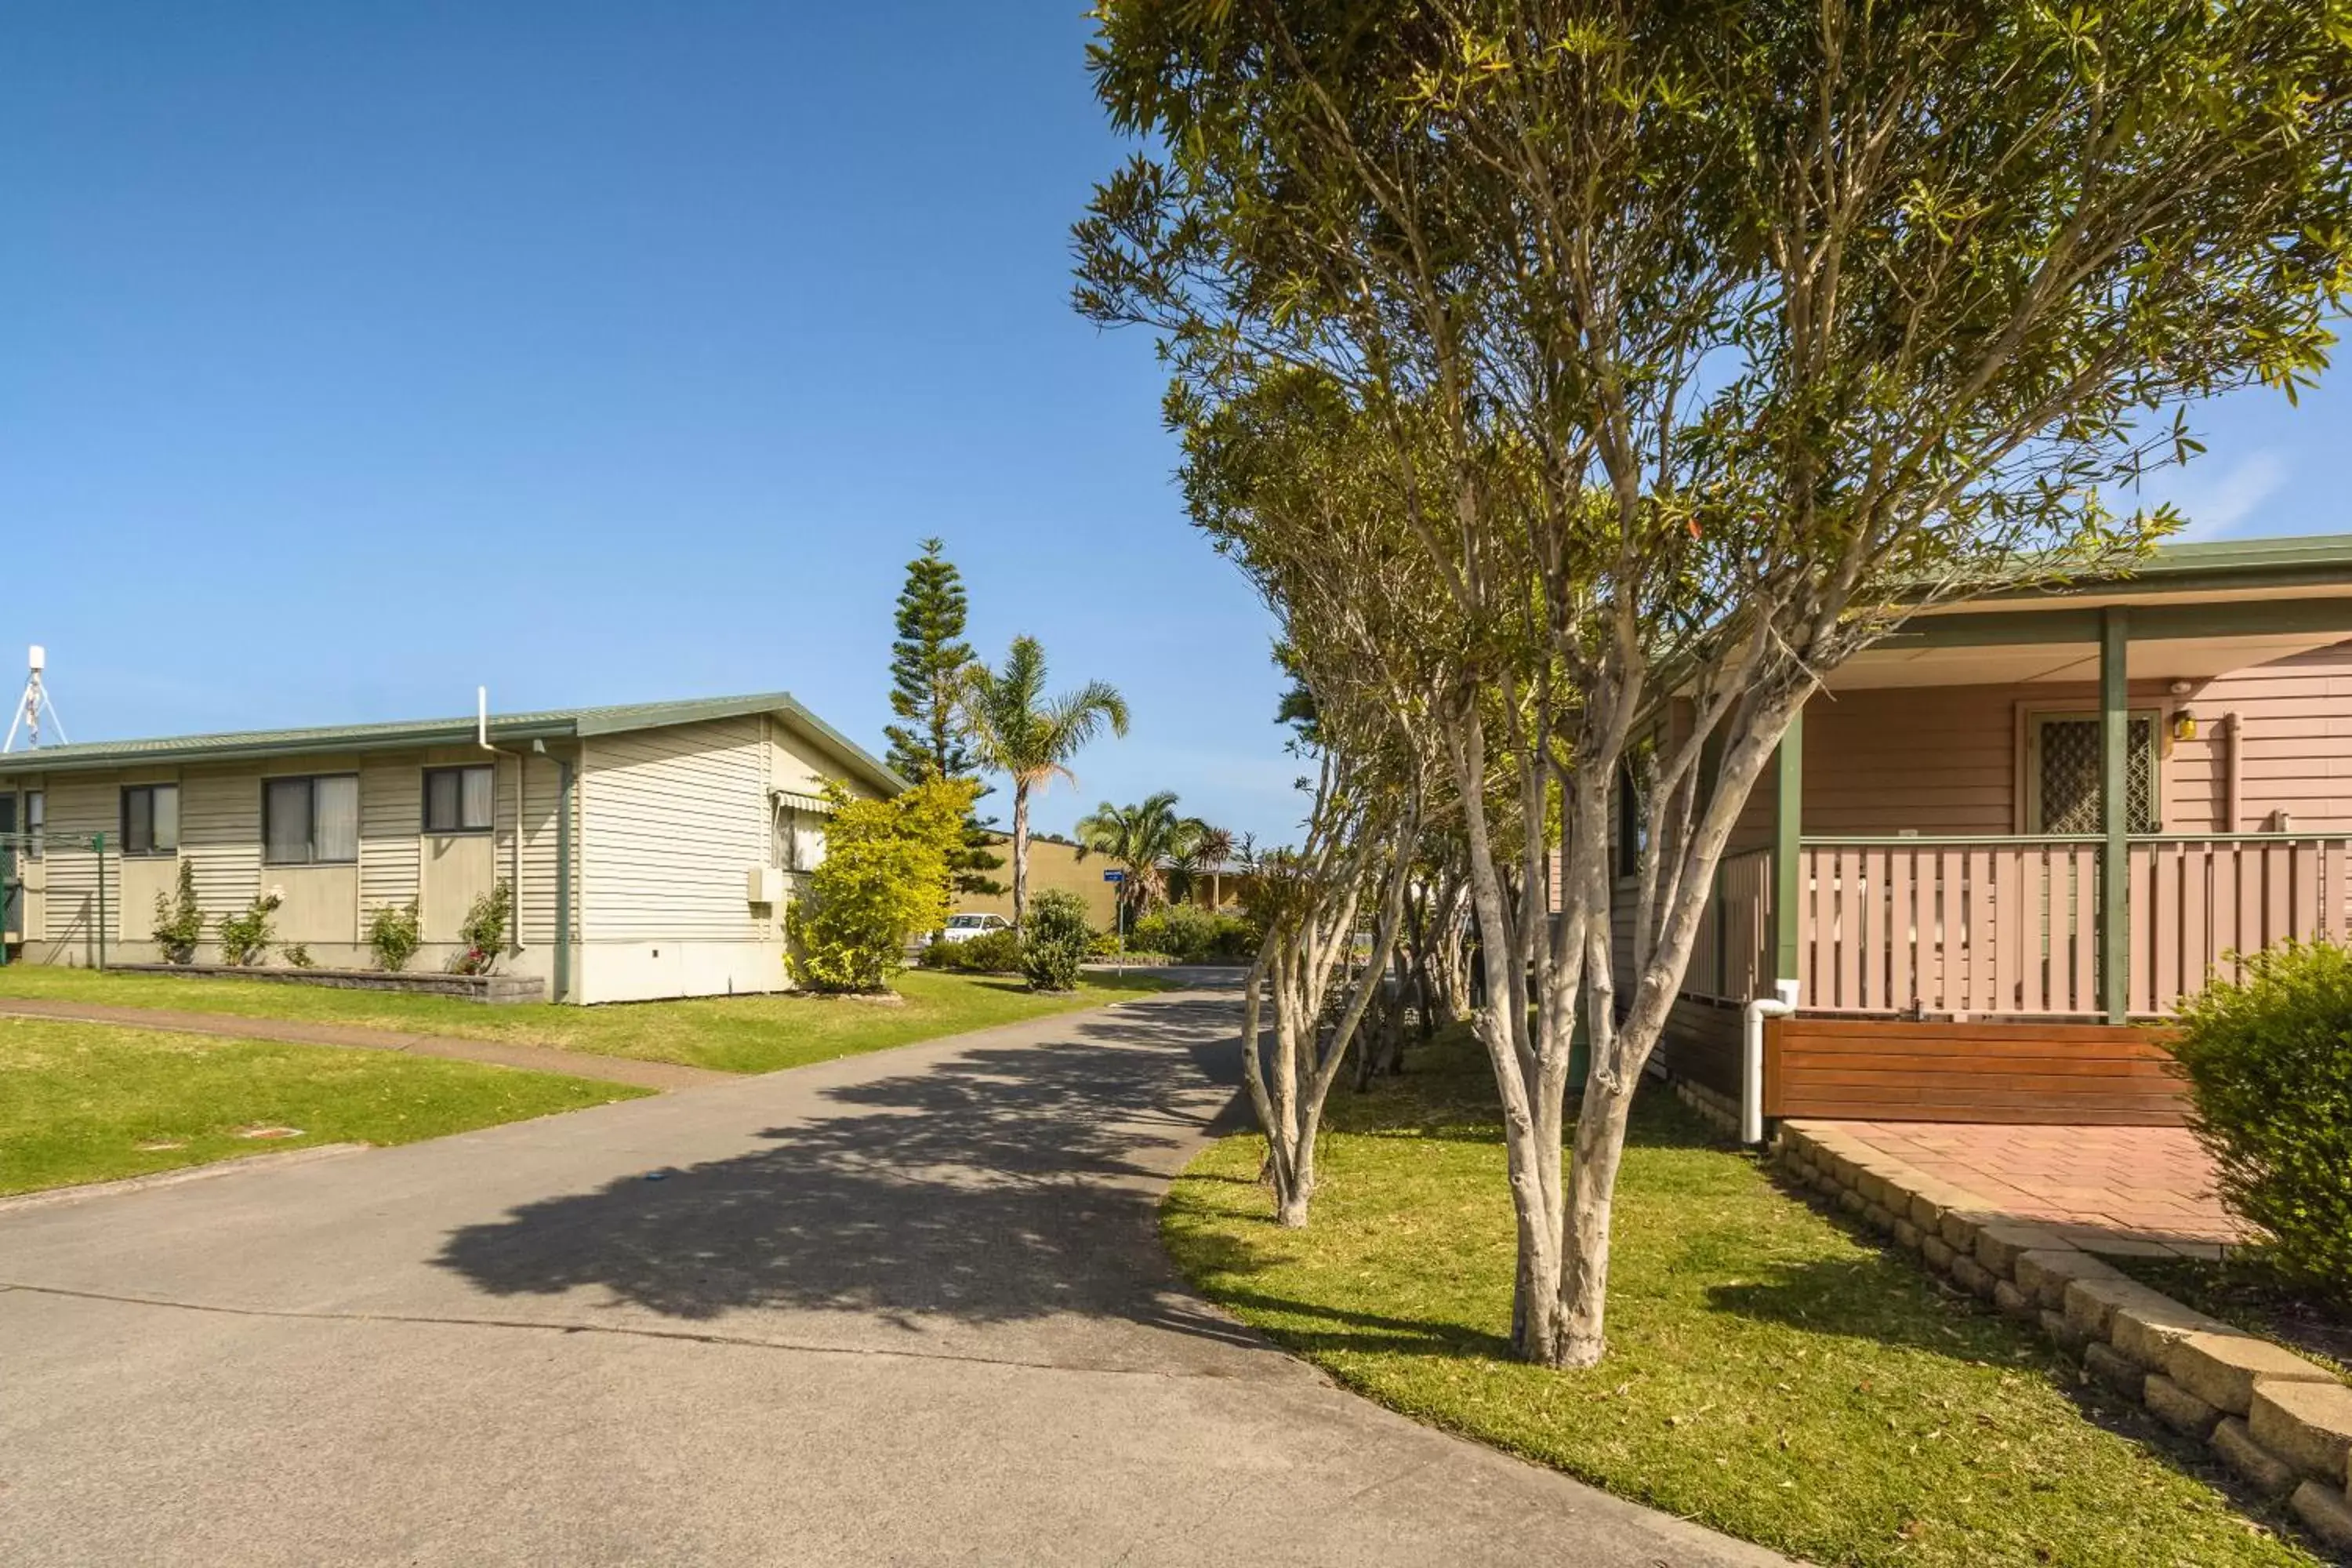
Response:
423,765,495,834
122,783,180,856
263,775,359,864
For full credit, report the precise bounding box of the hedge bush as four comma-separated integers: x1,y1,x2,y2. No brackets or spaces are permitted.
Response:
2169,939,2352,1297
1022,889,1091,993
919,927,1025,973
1129,904,1259,964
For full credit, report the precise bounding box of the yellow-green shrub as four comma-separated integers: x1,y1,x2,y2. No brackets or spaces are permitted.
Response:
788,779,977,993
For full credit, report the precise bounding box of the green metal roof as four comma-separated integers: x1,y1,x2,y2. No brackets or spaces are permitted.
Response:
0,691,907,793
1965,532,2352,601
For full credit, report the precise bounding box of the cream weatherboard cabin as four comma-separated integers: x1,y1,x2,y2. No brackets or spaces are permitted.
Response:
0,692,902,1004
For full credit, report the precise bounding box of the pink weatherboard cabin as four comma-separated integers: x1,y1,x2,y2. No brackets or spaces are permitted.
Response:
1639,534,2352,1131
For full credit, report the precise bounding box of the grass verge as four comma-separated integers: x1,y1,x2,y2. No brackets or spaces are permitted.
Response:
0,1014,646,1196
1161,1029,2323,1568
0,966,1173,1073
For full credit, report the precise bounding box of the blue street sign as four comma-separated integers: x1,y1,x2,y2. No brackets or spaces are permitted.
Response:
1102,869,1125,883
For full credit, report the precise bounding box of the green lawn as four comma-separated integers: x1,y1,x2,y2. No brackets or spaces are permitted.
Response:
1163,1030,2321,1568
0,1014,648,1196
0,965,1173,1073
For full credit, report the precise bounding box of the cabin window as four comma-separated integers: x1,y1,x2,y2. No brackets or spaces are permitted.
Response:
4,790,42,859
423,765,495,835
121,783,180,856
264,774,360,864
1613,762,1646,880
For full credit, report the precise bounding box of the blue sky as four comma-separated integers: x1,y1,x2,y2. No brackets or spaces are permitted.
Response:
0,2,1304,842
2,6,2344,845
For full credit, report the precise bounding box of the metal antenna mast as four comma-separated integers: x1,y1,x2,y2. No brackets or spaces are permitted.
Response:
2,645,66,753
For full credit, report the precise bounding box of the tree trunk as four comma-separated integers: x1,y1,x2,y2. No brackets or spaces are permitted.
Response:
1011,782,1030,931
1554,1073,1635,1367
1271,1107,1317,1227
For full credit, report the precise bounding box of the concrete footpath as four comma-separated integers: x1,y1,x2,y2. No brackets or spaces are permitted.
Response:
0,988,1784,1567
0,996,720,1091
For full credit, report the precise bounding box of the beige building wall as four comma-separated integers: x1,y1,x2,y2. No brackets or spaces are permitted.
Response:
575,715,773,1002
569,711,889,1003
5,744,559,976
956,834,1121,929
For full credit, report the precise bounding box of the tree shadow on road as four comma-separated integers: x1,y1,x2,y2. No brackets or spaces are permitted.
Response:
433,996,1260,1348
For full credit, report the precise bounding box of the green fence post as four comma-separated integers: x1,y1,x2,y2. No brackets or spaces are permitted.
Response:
1773,703,1805,992
2100,609,2129,1022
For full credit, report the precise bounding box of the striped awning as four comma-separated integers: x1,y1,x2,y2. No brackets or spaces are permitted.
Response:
774,789,835,815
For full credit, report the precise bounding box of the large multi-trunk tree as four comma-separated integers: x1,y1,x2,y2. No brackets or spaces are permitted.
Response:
1236,743,1424,1226
1080,0,2352,1365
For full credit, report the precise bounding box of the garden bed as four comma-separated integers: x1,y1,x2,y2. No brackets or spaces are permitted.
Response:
107,963,544,1004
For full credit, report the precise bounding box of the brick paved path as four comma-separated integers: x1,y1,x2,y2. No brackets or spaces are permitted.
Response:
1806,1120,2254,1258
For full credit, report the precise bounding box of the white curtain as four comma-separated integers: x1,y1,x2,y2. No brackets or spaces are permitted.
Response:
314,775,359,863
460,765,495,832
264,779,310,863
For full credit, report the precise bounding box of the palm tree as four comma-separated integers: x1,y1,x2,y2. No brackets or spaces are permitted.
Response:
1074,792,1210,920
1189,824,1236,909
956,636,1130,929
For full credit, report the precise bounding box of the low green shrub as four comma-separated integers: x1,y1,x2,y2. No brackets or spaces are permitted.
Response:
1022,889,1091,993
449,883,513,976
2170,939,2352,1298
920,927,1025,973
278,943,315,969
367,899,423,972
151,862,203,965
216,894,281,967
1129,904,1260,964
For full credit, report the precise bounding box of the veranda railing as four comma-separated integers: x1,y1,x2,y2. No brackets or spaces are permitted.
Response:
1676,833,2351,1019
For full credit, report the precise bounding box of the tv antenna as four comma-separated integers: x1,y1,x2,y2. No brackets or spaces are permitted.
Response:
3,645,67,752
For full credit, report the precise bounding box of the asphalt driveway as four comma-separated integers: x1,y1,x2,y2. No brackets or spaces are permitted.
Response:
0,985,1782,1566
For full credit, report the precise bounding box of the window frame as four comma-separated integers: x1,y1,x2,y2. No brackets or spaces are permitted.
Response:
119,782,181,858
262,772,361,866
1612,761,1646,884
421,764,496,836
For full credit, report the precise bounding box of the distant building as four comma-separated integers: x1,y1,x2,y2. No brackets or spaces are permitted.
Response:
0,691,902,1004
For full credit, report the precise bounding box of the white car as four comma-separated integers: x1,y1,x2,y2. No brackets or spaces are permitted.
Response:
932,913,1012,945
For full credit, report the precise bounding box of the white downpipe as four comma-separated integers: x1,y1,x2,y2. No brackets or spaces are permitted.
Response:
477,688,523,957
1741,978,1800,1145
